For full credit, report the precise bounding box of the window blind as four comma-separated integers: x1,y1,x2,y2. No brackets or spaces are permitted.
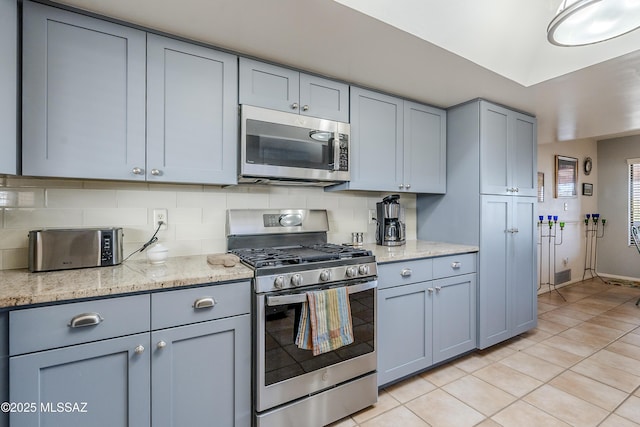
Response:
628,158,640,245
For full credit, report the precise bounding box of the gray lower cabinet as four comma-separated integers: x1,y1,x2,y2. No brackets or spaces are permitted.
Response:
8,281,251,427
0,0,17,175
479,195,537,348
377,254,476,386
239,57,349,122
22,0,147,181
146,34,238,185
0,312,8,427
330,87,446,193
10,333,151,426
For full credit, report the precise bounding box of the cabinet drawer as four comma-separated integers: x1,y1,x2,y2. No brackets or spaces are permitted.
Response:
151,281,251,330
377,259,432,289
433,253,476,279
9,294,150,356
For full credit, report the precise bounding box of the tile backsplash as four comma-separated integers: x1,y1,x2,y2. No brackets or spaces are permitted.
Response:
0,176,417,270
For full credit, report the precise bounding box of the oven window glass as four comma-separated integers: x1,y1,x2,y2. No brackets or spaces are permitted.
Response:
246,119,333,170
263,288,375,386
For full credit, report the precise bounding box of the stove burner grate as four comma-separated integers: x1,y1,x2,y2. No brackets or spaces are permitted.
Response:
230,243,372,269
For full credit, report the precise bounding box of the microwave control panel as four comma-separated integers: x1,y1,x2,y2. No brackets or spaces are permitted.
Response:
339,138,349,171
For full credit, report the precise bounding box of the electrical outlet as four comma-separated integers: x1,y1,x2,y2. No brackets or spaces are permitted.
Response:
368,209,377,224
153,209,168,230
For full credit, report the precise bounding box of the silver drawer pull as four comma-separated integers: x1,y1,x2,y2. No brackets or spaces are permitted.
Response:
193,297,216,310
68,312,103,328
400,268,412,277
451,261,461,269
134,345,145,355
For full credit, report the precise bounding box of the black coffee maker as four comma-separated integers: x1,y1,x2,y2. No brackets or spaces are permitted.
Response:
375,194,406,246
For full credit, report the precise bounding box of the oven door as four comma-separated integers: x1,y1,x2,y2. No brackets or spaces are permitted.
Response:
255,279,376,412
240,105,350,184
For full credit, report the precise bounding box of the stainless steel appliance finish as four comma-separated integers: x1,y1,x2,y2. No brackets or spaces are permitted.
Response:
240,105,350,186
375,194,406,246
28,228,123,272
227,209,377,427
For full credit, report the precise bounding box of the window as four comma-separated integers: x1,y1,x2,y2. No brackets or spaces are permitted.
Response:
629,158,640,245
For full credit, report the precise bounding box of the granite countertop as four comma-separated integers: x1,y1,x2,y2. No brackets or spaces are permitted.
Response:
0,255,253,309
362,240,478,264
0,240,477,309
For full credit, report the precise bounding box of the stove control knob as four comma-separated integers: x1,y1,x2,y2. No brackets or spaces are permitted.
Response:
346,266,358,278
358,265,370,275
319,270,331,282
274,276,285,289
291,274,303,287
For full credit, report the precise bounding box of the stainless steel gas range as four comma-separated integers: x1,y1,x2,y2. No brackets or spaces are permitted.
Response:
227,209,378,427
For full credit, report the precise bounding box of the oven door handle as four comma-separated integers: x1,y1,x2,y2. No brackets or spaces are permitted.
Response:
266,280,377,306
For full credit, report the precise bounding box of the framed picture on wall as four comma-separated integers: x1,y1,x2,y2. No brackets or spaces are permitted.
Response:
555,155,578,198
583,183,593,196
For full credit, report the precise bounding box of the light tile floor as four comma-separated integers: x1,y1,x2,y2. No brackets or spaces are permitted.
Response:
330,278,640,427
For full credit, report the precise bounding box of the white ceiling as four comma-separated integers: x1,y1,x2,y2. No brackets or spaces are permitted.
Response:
52,0,640,145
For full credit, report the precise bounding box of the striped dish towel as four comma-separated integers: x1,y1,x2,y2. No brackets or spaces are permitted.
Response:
295,287,354,356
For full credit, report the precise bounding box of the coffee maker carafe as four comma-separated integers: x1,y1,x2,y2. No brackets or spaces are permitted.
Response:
375,194,406,246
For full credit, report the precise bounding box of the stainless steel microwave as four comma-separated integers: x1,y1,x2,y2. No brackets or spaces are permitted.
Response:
239,105,350,186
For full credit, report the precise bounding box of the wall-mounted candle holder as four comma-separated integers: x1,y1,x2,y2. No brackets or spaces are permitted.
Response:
537,215,566,300
583,213,606,282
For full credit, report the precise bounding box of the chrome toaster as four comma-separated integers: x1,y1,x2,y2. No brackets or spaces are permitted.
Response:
28,228,123,272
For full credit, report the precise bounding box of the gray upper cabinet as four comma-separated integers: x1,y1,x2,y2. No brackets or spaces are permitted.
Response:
404,101,447,193
22,2,238,185
147,34,238,185
0,0,17,175
331,87,446,193
239,57,349,122
22,1,147,181
480,101,537,197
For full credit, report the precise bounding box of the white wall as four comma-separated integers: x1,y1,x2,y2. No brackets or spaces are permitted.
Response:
596,135,640,280
0,176,417,270
536,139,599,290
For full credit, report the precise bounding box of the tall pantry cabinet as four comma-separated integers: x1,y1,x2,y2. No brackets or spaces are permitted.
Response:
417,99,537,349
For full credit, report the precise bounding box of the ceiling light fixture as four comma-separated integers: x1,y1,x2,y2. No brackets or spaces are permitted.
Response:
548,0,640,46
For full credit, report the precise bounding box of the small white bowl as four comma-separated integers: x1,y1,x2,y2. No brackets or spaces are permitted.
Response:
147,244,168,264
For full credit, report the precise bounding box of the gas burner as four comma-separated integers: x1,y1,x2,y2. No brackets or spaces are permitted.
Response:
230,244,372,269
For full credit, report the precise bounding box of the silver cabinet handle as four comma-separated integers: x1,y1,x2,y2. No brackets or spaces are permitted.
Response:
399,184,404,190
405,184,411,189
512,228,519,233
302,105,309,111
435,286,442,292
451,261,461,269
514,187,519,193
291,102,299,110
134,345,145,355
193,297,216,309
400,268,412,277
157,341,167,349
68,312,103,328
427,288,434,293
150,169,162,176
132,167,144,175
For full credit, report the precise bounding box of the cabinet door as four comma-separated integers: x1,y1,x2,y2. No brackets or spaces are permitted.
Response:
22,1,146,181
239,58,299,113
299,73,349,122
511,197,537,334
512,113,537,197
10,333,150,427
347,87,403,192
147,35,238,185
377,282,431,386
432,273,476,363
404,101,446,193
479,102,510,195
152,315,251,427
0,0,17,175
478,195,510,349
